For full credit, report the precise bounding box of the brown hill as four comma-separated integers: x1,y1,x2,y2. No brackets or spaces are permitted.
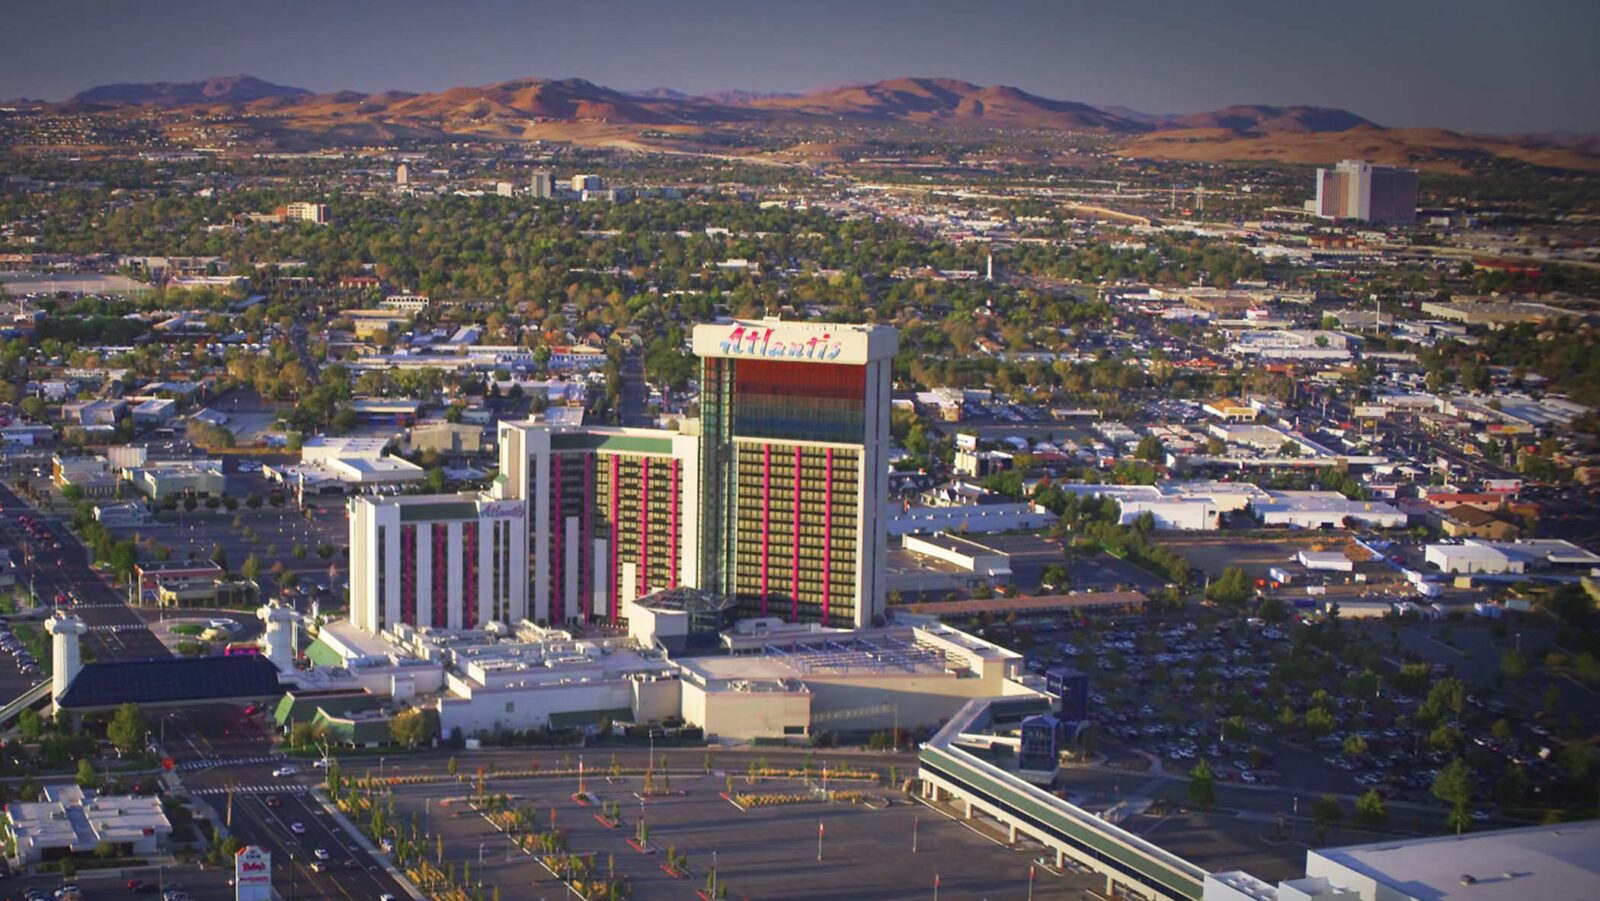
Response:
1167,104,1374,133
741,77,1146,131
1117,124,1600,173
39,74,1600,172
70,75,309,107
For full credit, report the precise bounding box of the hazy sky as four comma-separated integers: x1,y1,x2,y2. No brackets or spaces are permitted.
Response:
2,0,1595,133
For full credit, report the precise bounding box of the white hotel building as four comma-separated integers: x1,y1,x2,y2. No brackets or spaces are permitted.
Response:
348,493,528,634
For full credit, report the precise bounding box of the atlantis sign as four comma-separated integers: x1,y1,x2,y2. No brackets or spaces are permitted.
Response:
693,321,891,366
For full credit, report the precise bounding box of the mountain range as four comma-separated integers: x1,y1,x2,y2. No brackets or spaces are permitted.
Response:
30,74,1599,172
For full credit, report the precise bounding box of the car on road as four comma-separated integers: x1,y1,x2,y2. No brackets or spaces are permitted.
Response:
308,862,326,873
311,758,328,769
313,848,330,861
291,822,307,834
272,765,299,777
265,794,282,807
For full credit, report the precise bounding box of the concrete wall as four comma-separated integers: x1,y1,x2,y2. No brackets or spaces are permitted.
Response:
680,680,811,742
437,677,636,738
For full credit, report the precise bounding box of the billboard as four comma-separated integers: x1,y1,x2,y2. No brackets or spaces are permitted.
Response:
235,845,272,901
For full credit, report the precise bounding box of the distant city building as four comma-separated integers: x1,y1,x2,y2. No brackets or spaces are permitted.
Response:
495,181,514,197
1312,160,1417,224
282,202,330,224
530,170,556,199
395,163,409,186
571,174,603,192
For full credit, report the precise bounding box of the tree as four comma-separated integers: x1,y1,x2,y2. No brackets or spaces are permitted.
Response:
241,554,263,583
1135,435,1165,462
389,708,438,749
1311,794,1343,839
17,708,42,741
107,703,147,755
1342,734,1369,758
1205,567,1251,606
210,543,229,574
1304,707,1336,735
290,721,318,750
1256,597,1289,625
1425,676,1466,724
1432,758,1474,834
1499,648,1529,680
1188,759,1215,809
425,467,447,493
1355,788,1387,829
76,758,99,789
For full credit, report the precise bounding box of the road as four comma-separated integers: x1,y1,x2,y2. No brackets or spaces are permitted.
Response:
165,705,409,901
0,481,170,663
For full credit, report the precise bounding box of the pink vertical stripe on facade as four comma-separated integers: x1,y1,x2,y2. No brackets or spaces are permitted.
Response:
761,444,771,615
823,448,833,627
582,455,593,623
551,453,563,625
669,460,679,589
640,457,650,598
792,446,801,622
609,454,620,624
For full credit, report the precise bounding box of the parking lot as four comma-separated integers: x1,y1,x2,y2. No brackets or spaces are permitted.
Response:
386,770,1085,900
1022,603,1581,831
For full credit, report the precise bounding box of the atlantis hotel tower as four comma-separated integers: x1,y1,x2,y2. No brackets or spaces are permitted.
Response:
693,319,897,629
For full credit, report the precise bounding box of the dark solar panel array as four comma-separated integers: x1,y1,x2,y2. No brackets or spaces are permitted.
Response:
57,655,284,709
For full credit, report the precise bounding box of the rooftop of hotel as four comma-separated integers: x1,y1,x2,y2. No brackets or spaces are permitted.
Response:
1310,821,1600,901
680,627,984,687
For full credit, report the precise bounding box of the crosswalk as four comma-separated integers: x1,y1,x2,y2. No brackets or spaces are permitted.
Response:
189,784,307,796
85,623,149,633
176,754,288,772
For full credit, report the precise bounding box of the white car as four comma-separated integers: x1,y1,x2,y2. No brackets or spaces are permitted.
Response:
290,822,307,834
311,758,329,769
313,848,330,861
208,618,238,631
273,766,299,777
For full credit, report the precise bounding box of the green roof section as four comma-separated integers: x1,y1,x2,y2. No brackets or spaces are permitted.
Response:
273,689,378,728
399,501,481,522
303,636,347,669
312,708,396,746
551,433,676,456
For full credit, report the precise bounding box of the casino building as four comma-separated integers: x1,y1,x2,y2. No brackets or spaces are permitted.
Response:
498,421,700,626
693,319,897,628
348,493,528,634
347,318,896,636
